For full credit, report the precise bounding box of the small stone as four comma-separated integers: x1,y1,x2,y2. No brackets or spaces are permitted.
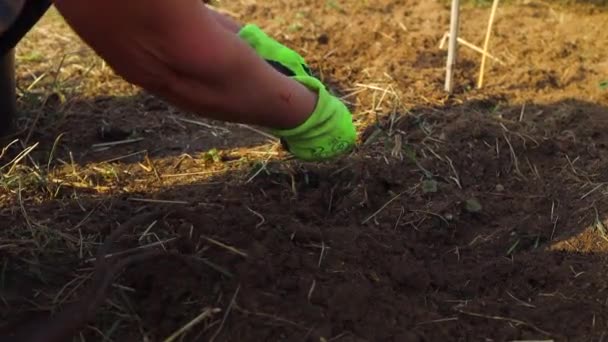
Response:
495,184,505,192
465,198,483,213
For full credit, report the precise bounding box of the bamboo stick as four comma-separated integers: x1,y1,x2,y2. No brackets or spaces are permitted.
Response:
477,0,500,89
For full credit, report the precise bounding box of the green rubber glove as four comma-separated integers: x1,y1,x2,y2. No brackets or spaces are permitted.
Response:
238,24,356,161
270,75,356,161
238,24,312,78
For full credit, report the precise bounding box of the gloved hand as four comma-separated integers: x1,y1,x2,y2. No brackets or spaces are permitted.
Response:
238,24,312,78
270,75,356,161
238,24,356,161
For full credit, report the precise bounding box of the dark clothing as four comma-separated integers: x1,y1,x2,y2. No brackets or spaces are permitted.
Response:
0,0,50,56
0,0,25,35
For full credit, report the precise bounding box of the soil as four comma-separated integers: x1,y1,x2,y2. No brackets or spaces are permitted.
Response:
2,0,608,341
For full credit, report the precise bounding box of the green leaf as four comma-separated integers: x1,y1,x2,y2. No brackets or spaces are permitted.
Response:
600,80,608,90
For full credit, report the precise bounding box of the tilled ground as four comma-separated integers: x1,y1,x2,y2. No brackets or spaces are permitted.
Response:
2,1,608,341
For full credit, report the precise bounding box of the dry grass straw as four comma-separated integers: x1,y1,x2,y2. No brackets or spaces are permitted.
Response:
439,32,505,65
163,307,222,342
454,306,554,337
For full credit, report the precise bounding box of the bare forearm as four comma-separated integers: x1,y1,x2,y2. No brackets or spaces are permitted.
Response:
53,0,315,129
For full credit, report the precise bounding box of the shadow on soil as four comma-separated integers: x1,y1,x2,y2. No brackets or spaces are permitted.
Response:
2,97,608,341
2,90,273,166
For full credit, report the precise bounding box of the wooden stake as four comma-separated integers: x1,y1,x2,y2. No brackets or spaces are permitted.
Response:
477,0,500,89
445,0,460,93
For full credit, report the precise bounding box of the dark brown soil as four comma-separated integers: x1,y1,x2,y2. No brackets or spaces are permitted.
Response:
2,0,608,341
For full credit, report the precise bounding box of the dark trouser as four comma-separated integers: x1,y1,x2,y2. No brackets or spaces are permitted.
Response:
0,48,14,136
0,0,51,137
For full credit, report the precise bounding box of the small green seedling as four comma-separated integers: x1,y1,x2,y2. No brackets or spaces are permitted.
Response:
202,148,221,163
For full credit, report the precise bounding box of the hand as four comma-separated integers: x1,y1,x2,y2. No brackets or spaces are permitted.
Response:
238,24,313,78
271,76,356,161
239,24,356,161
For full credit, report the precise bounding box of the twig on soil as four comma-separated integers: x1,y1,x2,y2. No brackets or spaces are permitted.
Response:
592,206,608,241
2,141,39,175
565,154,582,177
69,200,105,232
161,169,227,178
524,157,540,179
100,150,147,164
53,273,92,307
18,140,42,173
91,138,144,149
234,123,279,142
373,85,393,113
439,32,505,65
361,190,407,224
86,325,113,341
411,210,450,226
138,220,159,242
24,54,68,147
202,236,248,258
234,304,308,330
194,257,234,278
506,291,536,308
127,197,190,205
170,115,230,133
246,206,266,228
549,200,560,241
503,132,525,179
0,244,17,251
46,133,65,172
85,238,178,263
163,307,222,342
394,207,405,230
569,265,585,278
354,83,397,93
209,284,240,342
581,183,605,200
391,135,403,160
246,155,274,184
0,139,19,160
455,307,554,337
308,280,316,302
550,217,559,241
444,156,462,189
339,88,366,100
17,180,39,249
318,241,327,268
416,317,459,325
